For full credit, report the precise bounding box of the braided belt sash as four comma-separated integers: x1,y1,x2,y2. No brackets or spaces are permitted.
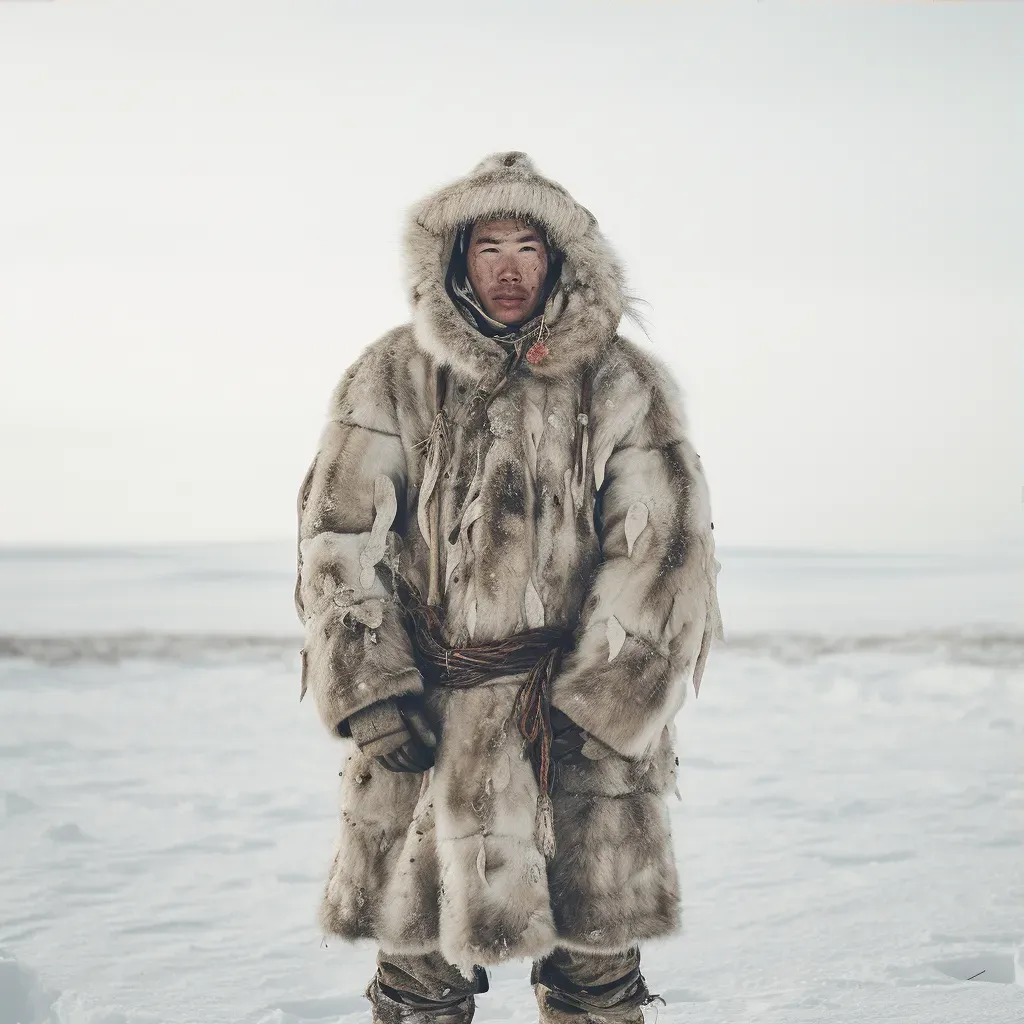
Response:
395,577,571,856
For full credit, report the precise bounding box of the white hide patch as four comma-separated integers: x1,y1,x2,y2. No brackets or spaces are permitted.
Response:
359,475,397,589
606,616,627,662
444,539,462,591
460,495,486,536
491,754,512,794
624,501,649,557
523,398,546,479
299,532,389,630
563,466,586,514
575,413,589,488
467,599,477,640
524,579,545,628
592,440,614,492
416,429,444,544
344,598,384,630
476,841,488,886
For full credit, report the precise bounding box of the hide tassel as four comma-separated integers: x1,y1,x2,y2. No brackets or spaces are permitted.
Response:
535,793,556,860
415,368,450,607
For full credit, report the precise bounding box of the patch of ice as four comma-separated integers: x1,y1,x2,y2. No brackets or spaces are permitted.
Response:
257,995,365,1021
44,823,92,844
46,992,162,1024
721,627,1024,668
3,625,1021,668
0,949,56,1024
933,953,1017,984
4,791,37,816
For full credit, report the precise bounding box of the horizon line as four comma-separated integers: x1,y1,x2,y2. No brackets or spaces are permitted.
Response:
0,538,1019,561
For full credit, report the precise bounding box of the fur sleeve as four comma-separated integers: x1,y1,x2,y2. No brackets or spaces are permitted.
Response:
295,341,423,735
551,345,723,758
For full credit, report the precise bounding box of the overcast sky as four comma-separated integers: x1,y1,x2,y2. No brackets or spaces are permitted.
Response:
1,0,1021,552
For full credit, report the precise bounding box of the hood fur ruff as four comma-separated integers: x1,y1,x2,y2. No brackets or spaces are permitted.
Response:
406,152,626,383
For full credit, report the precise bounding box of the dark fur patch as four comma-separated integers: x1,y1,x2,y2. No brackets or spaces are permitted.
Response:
656,442,693,574
547,792,679,948
496,459,526,519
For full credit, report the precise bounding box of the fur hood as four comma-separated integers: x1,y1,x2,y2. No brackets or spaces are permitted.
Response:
405,152,626,383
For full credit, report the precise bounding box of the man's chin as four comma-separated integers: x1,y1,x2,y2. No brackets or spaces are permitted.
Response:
488,302,533,326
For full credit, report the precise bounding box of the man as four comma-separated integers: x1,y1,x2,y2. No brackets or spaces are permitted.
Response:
295,152,722,1024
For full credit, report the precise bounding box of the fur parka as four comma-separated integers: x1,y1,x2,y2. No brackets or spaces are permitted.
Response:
295,152,723,977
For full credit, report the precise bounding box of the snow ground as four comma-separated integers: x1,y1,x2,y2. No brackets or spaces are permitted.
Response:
1,545,1022,1024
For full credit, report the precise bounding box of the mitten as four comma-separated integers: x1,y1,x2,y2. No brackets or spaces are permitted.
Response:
550,706,587,765
343,696,437,773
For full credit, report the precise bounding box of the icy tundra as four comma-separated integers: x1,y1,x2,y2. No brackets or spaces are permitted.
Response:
1,543,1021,1024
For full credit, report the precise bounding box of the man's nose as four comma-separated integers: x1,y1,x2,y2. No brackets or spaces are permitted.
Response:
497,258,521,283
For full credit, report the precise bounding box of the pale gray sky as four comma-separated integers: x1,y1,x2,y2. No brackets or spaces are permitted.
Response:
1,0,1021,551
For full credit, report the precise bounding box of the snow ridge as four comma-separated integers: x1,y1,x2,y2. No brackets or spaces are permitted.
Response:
1,627,1021,667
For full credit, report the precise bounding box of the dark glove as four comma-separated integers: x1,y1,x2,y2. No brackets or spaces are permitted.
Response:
343,696,437,773
550,707,588,766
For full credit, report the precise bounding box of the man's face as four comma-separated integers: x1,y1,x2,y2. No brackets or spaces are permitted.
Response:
466,218,549,326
